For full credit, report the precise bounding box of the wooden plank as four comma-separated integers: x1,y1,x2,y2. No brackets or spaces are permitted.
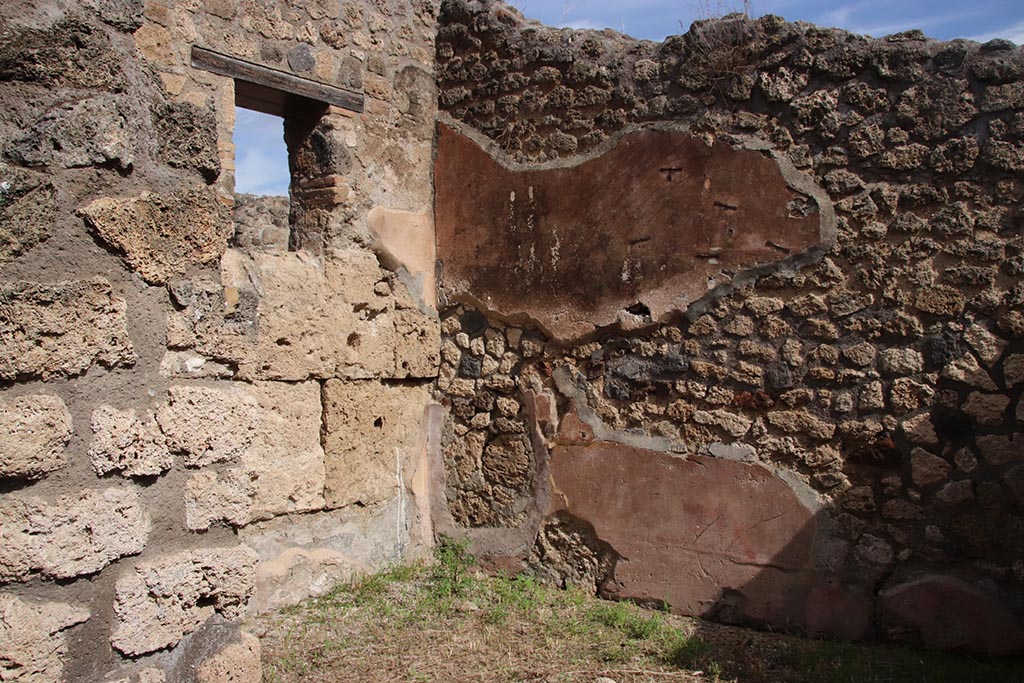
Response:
191,46,363,114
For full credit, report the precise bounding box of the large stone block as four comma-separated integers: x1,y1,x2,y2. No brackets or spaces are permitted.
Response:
110,546,258,656
165,249,439,381
80,189,232,285
179,381,325,529
0,593,90,683
0,279,135,380
323,379,430,509
89,405,171,478
5,94,136,171
0,394,72,479
156,385,259,468
0,487,150,582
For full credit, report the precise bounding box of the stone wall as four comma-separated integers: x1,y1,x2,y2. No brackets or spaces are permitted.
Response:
434,0,1024,655
0,1,440,681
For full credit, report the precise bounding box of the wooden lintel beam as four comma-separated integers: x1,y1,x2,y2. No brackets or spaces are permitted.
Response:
191,46,364,114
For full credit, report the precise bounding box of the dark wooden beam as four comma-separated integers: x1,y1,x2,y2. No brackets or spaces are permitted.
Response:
191,46,363,114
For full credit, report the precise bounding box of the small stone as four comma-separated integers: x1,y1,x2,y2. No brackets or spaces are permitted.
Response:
0,394,72,480
859,382,885,410
1003,355,1024,386
964,325,1007,367
879,348,923,375
745,297,785,316
842,486,877,513
767,410,836,440
901,413,938,446
911,448,951,487
882,499,924,519
843,342,877,367
1005,466,1024,505
942,354,998,390
977,434,1022,466
854,533,894,567
954,448,979,472
937,480,974,506
914,285,966,316
454,332,470,349
961,393,1010,426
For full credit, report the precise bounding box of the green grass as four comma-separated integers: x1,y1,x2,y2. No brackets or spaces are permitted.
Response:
258,544,1024,683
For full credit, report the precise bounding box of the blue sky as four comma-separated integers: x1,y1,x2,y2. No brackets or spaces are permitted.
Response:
516,0,1024,43
235,0,1023,197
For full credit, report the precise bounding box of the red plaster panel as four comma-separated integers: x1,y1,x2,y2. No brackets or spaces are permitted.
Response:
548,441,824,630
435,124,824,341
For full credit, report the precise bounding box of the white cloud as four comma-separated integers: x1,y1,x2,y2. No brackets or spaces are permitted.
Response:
970,20,1024,44
233,109,289,196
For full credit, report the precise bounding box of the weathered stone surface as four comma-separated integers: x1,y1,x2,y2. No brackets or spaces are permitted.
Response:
5,94,135,170
880,575,1024,655
547,441,843,634
166,250,440,381
0,165,56,265
435,124,830,342
910,448,951,487
157,385,259,468
1005,465,1024,505
1004,354,1024,386
0,487,149,582
80,189,232,285
0,593,90,683
89,405,171,478
0,279,135,380
111,546,258,656
323,378,430,509
180,381,325,528
153,102,220,182
0,394,72,479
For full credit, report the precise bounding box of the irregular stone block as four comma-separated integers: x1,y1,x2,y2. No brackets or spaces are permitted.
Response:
0,394,72,479
0,487,150,582
167,620,261,683
323,379,430,509
910,448,951,487
110,545,258,656
157,385,259,468
977,434,1023,466
766,409,836,440
89,405,171,478
0,279,135,380
435,124,833,342
880,575,1024,655
166,250,439,381
5,94,135,171
0,593,90,683
961,392,1010,426
80,189,232,285
180,382,325,528
0,165,56,265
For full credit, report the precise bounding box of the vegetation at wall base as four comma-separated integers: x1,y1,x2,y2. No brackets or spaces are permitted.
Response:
256,544,1024,683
